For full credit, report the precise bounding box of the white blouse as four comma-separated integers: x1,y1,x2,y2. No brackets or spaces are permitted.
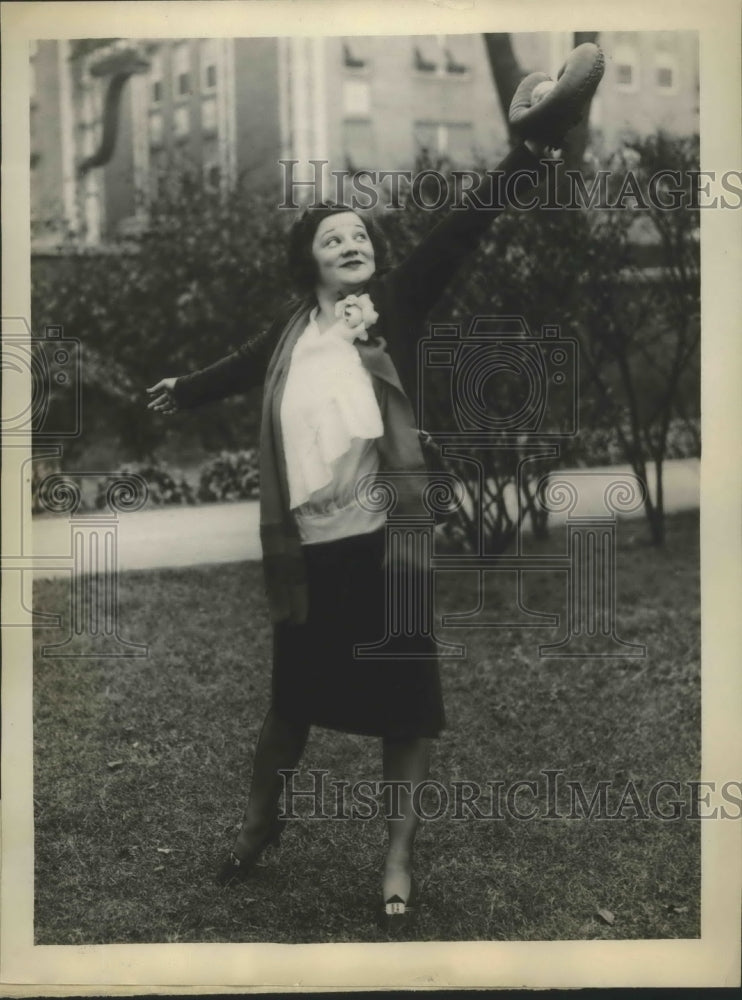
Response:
280,308,386,544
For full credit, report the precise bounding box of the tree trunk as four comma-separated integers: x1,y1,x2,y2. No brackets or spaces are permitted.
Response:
649,457,666,546
482,33,528,149
560,31,600,168
520,473,550,540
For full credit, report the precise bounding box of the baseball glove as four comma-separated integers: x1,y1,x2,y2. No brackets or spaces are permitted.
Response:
508,42,605,148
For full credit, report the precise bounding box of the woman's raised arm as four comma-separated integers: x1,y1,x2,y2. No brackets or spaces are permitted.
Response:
388,141,546,320
388,42,605,320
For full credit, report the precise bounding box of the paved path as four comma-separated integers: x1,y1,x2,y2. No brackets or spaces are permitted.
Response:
32,459,700,580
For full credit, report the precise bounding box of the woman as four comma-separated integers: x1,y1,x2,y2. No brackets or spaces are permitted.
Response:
147,52,602,931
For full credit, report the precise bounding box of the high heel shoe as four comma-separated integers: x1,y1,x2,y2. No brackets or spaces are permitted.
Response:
376,877,418,934
215,817,285,887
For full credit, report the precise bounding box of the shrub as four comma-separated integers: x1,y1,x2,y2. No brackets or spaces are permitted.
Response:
197,449,260,502
573,418,700,468
31,170,289,464
95,463,195,509
31,458,87,515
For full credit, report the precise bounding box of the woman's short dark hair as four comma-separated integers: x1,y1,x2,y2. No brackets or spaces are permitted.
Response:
287,202,387,295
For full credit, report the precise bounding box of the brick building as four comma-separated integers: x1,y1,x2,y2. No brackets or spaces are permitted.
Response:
29,31,699,246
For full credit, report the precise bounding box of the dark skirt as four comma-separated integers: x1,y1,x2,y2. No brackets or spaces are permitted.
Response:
272,527,445,739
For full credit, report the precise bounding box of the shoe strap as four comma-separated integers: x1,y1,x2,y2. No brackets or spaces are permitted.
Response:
384,894,412,915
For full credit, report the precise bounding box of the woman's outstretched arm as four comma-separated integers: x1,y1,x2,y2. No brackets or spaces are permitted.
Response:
147,316,283,413
172,322,279,408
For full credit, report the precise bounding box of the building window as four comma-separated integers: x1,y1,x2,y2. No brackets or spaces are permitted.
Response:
414,121,438,156
200,38,218,90
445,122,474,163
614,43,639,93
655,51,679,94
414,36,439,73
173,104,190,139
343,119,375,173
201,95,217,133
443,34,471,75
149,110,163,146
414,121,473,164
343,79,370,116
413,35,471,76
149,50,164,105
173,43,191,97
342,38,369,70
150,147,168,199
202,135,220,187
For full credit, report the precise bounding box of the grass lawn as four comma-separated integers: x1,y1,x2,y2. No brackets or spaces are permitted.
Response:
33,510,700,944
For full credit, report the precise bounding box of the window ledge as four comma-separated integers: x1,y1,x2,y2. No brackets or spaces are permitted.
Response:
413,69,471,81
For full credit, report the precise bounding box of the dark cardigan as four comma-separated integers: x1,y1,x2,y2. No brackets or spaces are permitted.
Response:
172,144,542,414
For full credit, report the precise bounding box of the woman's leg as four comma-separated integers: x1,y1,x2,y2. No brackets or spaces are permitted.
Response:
381,735,430,901
232,705,310,858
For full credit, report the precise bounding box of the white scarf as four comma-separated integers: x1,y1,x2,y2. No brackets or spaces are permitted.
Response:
280,306,384,510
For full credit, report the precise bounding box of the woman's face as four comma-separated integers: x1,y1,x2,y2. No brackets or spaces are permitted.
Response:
311,212,376,296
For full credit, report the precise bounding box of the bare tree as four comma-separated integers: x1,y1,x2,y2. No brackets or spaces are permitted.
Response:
575,133,700,546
